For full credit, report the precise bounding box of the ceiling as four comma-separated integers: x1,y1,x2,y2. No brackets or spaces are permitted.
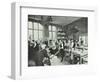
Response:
28,15,82,26
51,16,81,26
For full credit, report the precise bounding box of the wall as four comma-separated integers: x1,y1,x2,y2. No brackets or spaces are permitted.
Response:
65,18,88,41
43,24,49,40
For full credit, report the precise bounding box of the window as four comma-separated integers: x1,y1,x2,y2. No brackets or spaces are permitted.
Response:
34,22,38,30
28,30,33,40
28,21,57,41
53,32,57,39
28,21,44,41
49,25,52,31
39,23,43,30
39,31,43,40
49,25,57,40
52,26,56,31
49,32,52,39
28,21,33,40
28,21,33,29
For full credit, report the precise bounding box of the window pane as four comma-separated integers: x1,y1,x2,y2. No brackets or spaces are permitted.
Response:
34,30,38,40
34,22,38,29
39,23,44,30
49,32,52,39
53,32,57,40
49,25,52,31
28,21,32,29
52,26,56,31
28,30,33,40
39,31,43,40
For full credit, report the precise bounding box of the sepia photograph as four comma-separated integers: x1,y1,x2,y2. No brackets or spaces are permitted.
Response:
28,15,88,67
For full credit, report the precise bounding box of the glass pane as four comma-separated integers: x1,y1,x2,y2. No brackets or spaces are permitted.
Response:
52,26,56,31
28,30,33,40
28,21,32,28
34,22,38,29
49,32,52,39
39,23,44,30
49,25,52,31
39,31,43,40
53,32,57,40
34,30,38,40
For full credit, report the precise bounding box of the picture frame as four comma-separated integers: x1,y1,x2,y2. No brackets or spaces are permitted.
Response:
11,2,97,80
